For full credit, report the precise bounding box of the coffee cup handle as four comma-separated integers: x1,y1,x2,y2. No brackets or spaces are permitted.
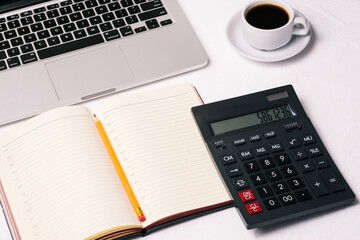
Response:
293,17,310,35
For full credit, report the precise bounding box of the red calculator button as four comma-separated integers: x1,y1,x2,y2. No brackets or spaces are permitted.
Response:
245,202,263,215
239,189,256,202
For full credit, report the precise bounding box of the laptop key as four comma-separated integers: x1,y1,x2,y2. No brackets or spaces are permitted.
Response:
95,5,109,14
120,26,133,36
44,19,57,28
60,1,73,6
83,9,96,18
0,60,7,71
70,12,82,21
121,0,134,7
0,51,6,59
76,19,90,28
34,40,47,50
24,33,37,43
30,23,44,32
60,6,73,15
99,0,111,4
7,57,21,68
18,26,31,35
103,29,120,41
7,15,19,21
113,19,126,28
160,19,172,26
0,24,7,32
34,13,47,22
57,16,70,25
47,36,61,46
140,0,163,11
20,44,34,53
10,37,24,47
125,15,139,24
47,4,60,10
102,12,115,22
86,26,100,35
138,7,167,21
34,7,46,13
7,47,20,57
37,30,50,39
20,52,38,64
0,41,10,50
60,33,74,42
86,0,98,8
73,29,87,38
89,16,102,25
73,3,85,11
100,22,113,31
108,2,121,10
134,26,147,33
115,9,128,18
0,33,2,41
64,23,76,32
8,20,21,29
47,10,60,18
20,11,33,17
4,30,17,39
50,26,64,35
128,6,141,14
37,34,104,59
145,19,159,29
21,17,34,26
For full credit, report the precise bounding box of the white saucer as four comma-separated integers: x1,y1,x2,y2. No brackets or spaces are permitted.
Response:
227,10,312,62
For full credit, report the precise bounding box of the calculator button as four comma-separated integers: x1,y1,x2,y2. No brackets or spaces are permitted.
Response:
281,166,298,178
233,138,246,146
274,153,291,165
308,146,323,157
298,160,315,173
305,173,330,197
243,161,260,173
251,173,267,186
263,197,281,210
321,170,345,193
279,193,296,206
239,189,256,202
295,189,312,202
220,154,237,165
214,140,226,150
227,165,243,177
259,157,276,169
288,177,305,190
284,122,299,131
286,137,301,149
301,134,316,145
264,130,276,138
245,202,263,215
249,134,261,142
266,169,282,182
257,185,274,198
314,159,330,169
292,149,308,161
239,149,254,160
272,181,289,194
269,142,284,153
232,177,249,190
254,146,269,156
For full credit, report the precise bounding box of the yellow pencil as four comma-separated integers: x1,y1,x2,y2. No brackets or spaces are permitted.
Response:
93,114,146,222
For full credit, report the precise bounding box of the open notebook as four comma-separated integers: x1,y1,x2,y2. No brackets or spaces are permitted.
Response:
0,84,232,240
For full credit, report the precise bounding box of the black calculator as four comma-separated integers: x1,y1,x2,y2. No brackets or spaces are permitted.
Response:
192,85,355,229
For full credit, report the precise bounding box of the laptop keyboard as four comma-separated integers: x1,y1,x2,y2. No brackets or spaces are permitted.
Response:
0,0,173,71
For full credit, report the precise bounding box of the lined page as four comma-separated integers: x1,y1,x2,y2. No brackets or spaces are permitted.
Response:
0,107,141,240
93,84,231,227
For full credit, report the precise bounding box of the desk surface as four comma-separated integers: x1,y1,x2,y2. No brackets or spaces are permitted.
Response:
1,0,360,239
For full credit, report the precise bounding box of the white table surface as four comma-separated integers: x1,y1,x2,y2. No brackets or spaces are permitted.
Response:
1,0,360,239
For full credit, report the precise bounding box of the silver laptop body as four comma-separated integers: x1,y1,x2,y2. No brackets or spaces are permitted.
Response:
0,0,208,125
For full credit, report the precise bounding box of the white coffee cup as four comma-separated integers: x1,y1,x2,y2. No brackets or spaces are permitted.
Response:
242,0,309,50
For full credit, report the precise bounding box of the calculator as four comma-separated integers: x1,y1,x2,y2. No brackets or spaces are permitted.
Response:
192,85,355,229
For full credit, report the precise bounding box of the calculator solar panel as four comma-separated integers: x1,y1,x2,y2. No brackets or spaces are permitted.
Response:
192,85,355,229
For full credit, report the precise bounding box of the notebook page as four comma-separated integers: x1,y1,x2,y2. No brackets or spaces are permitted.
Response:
93,84,231,226
0,106,141,240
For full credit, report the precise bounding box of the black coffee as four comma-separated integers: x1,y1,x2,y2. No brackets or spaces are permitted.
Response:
246,4,289,30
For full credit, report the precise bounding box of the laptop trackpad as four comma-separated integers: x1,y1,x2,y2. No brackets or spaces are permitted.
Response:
46,45,134,100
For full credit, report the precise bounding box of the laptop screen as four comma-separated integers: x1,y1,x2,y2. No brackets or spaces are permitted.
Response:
0,0,50,14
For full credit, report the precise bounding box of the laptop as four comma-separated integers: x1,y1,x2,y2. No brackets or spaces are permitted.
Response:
0,0,208,125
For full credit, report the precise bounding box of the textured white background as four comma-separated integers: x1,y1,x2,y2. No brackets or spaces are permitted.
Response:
1,0,360,239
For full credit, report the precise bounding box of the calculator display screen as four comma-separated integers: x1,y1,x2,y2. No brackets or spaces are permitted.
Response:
211,105,295,135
